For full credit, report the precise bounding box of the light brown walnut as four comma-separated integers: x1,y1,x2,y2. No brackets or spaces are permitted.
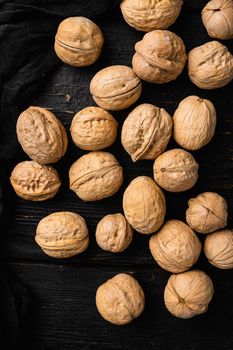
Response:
96,273,145,325
121,103,172,161
164,270,214,319
10,161,61,201
123,176,166,234
16,106,68,165
69,151,123,201
90,65,142,111
54,17,104,66
35,212,89,258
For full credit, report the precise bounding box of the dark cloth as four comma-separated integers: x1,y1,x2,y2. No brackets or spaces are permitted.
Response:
0,1,120,348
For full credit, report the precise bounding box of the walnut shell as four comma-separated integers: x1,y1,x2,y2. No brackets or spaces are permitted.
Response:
132,30,187,84
173,96,217,151
69,151,123,201
204,229,233,269
188,41,233,89
16,106,68,165
202,0,233,40
54,17,104,66
186,192,228,234
90,65,142,111
10,161,61,201
121,103,172,161
123,176,166,234
70,106,117,151
120,0,183,32
96,214,133,253
149,220,201,273
153,148,199,192
35,212,89,258
96,273,145,325
164,270,214,319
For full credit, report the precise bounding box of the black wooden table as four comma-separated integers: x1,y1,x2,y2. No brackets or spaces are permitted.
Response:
3,1,233,349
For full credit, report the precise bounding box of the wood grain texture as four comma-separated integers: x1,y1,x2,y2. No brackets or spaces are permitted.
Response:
3,1,233,349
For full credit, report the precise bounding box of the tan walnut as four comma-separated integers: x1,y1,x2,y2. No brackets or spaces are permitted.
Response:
153,148,199,192
149,220,201,273
54,17,104,66
123,176,166,234
173,96,217,150
10,161,61,201
202,0,233,40
132,30,187,84
120,0,183,32
164,270,214,319
186,192,228,234
204,229,233,269
121,103,172,162
96,214,133,253
96,273,145,325
35,212,89,258
16,106,68,165
69,151,123,201
188,41,233,89
90,65,142,111
70,106,117,151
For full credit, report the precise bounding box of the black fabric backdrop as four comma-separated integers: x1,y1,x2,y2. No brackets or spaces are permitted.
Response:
0,1,120,348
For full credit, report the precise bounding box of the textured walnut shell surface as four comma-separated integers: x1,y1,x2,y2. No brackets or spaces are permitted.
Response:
120,0,183,32
123,176,166,234
96,273,145,325
173,96,217,151
164,270,214,319
202,0,233,40
186,192,228,234
153,148,199,192
54,17,104,66
10,161,61,201
69,151,123,201
16,106,68,165
96,214,133,252
204,229,233,269
35,212,89,258
132,30,187,84
149,220,201,273
70,106,117,151
90,65,142,111
188,41,233,89
121,103,172,161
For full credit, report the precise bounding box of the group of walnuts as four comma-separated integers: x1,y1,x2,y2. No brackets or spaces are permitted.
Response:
9,0,233,325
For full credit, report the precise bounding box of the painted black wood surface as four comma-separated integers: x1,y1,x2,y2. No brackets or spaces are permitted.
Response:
3,1,233,349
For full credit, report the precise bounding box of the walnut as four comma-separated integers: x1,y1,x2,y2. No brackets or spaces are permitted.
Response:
188,41,233,89
123,176,166,234
96,214,133,253
186,192,228,234
204,229,233,269
90,65,142,111
54,17,104,66
96,273,145,325
149,220,201,273
10,161,61,201
70,106,117,151
120,0,183,32
202,0,233,40
164,270,214,319
69,151,123,201
121,103,172,162
132,30,187,84
173,96,217,150
35,212,89,258
16,106,68,165
153,148,199,192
